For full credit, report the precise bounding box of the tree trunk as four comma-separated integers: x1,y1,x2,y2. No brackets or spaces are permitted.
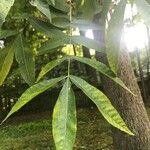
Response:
136,48,147,102
94,30,150,150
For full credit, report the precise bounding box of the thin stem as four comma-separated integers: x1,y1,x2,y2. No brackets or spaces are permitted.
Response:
67,0,73,77
68,58,71,77
69,1,72,44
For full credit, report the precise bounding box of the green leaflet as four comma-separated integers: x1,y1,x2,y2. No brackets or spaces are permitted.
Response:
106,0,127,74
70,75,134,135
71,56,133,95
38,38,65,55
101,0,111,25
0,0,15,28
0,30,18,39
146,0,150,4
15,34,35,85
47,0,69,13
71,36,105,53
81,0,97,20
71,19,101,30
0,43,14,86
37,57,66,82
50,0,55,5
28,16,66,39
31,0,52,22
2,76,65,123
38,35,105,55
52,17,70,28
52,78,77,150
135,0,150,27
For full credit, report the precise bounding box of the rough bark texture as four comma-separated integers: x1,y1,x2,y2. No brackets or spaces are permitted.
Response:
106,49,150,150
94,29,150,150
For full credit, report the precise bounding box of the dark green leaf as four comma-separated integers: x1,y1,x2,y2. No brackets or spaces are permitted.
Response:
81,0,98,20
31,0,52,22
53,78,77,150
37,57,66,82
39,35,105,55
0,30,18,39
70,75,133,135
52,17,70,28
28,16,66,38
71,36,105,53
47,0,69,13
15,34,35,85
38,38,66,55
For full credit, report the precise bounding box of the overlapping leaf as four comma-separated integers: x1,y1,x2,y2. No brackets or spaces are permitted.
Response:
0,0,15,27
31,0,52,22
70,75,133,135
106,0,127,74
71,56,133,94
81,0,97,20
38,35,105,55
0,30,18,39
53,79,77,150
38,38,65,55
15,34,35,85
0,42,15,86
2,76,65,123
71,36,105,53
37,57,66,82
47,0,69,13
28,16,66,38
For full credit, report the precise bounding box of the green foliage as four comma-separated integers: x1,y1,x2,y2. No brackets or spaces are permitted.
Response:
37,57,66,81
0,0,137,149
70,75,133,135
106,0,127,74
15,34,35,85
0,30,18,38
71,56,133,94
31,0,52,22
2,76,65,123
52,79,77,150
135,0,150,27
0,0,15,27
0,42,14,86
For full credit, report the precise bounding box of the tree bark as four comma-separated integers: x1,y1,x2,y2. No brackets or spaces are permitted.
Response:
94,29,150,150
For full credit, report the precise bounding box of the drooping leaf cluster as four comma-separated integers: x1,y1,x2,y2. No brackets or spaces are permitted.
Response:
2,0,150,149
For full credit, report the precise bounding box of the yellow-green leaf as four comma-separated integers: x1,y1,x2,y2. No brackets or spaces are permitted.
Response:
37,57,66,82
2,76,65,123
52,78,77,150
0,43,14,86
106,0,127,74
71,56,133,95
70,75,134,135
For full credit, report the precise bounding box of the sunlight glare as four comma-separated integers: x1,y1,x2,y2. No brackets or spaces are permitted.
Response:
85,29,94,39
124,23,148,52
